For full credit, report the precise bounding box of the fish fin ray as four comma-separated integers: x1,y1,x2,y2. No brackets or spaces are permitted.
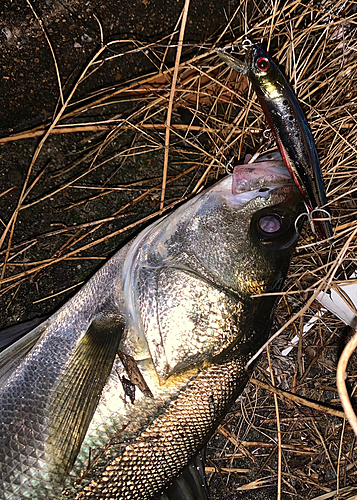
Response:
160,450,209,500
46,314,123,476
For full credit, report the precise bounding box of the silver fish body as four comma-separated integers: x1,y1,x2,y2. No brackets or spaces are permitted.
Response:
0,161,302,499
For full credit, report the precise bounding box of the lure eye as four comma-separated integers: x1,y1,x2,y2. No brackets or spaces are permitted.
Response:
256,57,270,71
258,214,282,233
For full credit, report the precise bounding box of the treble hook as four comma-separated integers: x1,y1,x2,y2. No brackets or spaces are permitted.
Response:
262,129,273,142
225,156,235,175
295,203,332,235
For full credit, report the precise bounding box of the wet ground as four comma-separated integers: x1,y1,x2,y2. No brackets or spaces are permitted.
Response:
1,0,235,134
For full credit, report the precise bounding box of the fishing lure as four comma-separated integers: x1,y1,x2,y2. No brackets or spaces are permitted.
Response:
217,40,333,239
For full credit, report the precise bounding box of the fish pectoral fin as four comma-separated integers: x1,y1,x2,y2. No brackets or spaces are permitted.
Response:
46,314,123,476
160,450,209,500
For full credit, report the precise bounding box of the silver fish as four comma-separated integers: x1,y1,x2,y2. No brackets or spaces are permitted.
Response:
0,159,302,500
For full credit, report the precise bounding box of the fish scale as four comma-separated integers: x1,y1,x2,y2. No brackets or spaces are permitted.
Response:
75,359,248,499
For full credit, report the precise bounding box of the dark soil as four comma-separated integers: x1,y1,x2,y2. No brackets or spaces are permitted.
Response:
0,0,233,134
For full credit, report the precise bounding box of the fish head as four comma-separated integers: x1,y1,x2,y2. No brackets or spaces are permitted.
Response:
141,159,304,295
215,159,304,293
124,159,304,380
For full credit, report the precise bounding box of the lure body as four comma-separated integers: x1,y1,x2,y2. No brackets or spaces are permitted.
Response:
217,43,333,239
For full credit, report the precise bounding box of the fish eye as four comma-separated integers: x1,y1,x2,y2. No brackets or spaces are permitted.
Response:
251,206,300,250
256,57,270,71
258,214,282,233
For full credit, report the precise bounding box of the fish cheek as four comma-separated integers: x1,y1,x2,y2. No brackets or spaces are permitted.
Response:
137,266,243,380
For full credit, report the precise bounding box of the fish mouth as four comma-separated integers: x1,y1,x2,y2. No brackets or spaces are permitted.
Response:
215,46,248,75
232,159,293,196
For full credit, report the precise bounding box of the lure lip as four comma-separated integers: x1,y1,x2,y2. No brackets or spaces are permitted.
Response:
215,46,249,75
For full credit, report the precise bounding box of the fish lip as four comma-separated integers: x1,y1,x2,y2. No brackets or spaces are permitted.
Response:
215,46,249,75
232,160,294,196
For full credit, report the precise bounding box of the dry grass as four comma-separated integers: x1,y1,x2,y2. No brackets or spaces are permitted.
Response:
1,0,357,498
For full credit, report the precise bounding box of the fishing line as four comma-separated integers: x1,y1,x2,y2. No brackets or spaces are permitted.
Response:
222,6,236,39
91,42,215,66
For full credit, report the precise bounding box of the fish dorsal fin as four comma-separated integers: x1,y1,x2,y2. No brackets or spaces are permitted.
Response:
0,316,48,352
45,314,123,477
0,319,49,384
160,451,209,500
